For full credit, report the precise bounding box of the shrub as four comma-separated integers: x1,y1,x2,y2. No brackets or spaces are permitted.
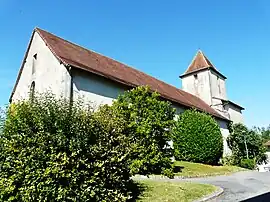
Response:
227,123,267,166
107,86,175,178
220,155,236,166
240,159,255,170
220,154,241,166
173,109,223,165
0,94,133,201
0,106,4,135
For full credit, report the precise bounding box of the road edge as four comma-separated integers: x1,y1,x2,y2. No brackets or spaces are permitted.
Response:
194,186,224,202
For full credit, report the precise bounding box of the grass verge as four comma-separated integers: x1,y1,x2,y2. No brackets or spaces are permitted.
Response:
174,161,246,177
136,180,217,202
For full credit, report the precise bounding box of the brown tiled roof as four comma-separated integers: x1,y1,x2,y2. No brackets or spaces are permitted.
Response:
180,50,226,79
11,28,228,121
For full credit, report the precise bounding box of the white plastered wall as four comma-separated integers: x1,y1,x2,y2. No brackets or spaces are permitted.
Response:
12,32,71,102
217,119,231,156
225,104,244,124
72,69,127,109
182,70,212,105
209,70,227,100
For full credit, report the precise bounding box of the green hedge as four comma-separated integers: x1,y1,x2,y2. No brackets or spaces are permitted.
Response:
108,86,175,178
173,109,223,165
240,159,255,170
0,95,132,201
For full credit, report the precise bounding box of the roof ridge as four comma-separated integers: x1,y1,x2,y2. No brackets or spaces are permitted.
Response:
201,51,217,70
184,50,200,74
35,28,160,79
201,51,212,67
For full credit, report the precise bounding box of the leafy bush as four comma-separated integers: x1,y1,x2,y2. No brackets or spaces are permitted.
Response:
107,86,175,178
220,154,243,166
227,123,267,166
0,107,4,135
240,159,255,170
173,109,223,165
0,94,133,201
220,155,236,166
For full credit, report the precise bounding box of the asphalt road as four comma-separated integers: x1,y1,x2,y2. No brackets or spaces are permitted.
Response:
181,171,270,201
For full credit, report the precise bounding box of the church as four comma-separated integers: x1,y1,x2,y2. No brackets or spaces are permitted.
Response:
10,28,244,155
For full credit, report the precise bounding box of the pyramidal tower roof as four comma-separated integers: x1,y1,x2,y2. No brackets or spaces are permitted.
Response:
180,50,226,79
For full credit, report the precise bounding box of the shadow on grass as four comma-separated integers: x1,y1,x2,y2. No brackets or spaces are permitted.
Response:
128,180,147,202
173,165,185,173
241,192,270,202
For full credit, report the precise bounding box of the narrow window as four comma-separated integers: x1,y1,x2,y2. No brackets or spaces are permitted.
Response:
30,81,35,101
194,74,198,79
32,54,37,75
217,76,221,94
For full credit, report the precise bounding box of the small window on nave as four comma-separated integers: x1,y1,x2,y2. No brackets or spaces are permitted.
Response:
32,53,37,75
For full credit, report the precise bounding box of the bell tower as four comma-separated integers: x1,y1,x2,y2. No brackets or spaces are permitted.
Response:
180,50,227,106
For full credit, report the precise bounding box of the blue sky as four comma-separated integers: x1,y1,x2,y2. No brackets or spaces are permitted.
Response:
0,0,270,127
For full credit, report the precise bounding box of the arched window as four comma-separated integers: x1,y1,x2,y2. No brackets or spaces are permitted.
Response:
30,81,35,101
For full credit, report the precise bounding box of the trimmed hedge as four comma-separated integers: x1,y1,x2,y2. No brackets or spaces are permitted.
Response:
0,95,132,201
173,109,223,165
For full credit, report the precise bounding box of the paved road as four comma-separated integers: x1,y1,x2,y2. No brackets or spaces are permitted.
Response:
181,171,270,201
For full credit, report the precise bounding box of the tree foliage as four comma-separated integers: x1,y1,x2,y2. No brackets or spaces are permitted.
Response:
0,106,4,135
260,125,270,143
253,125,270,143
173,109,223,165
227,123,267,166
106,86,175,178
0,95,133,201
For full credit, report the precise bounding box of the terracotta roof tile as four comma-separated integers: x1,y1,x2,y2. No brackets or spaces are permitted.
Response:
181,50,226,79
12,28,228,121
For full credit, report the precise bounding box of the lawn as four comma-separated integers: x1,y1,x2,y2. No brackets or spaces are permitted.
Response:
136,180,217,202
174,161,246,177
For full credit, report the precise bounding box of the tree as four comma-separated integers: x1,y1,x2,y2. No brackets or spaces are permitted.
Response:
173,109,223,165
106,86,176,178
227,123,267,166
256,125,270,143
261,126,270,142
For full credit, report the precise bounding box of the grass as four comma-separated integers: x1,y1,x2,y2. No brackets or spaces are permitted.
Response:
136,180,217,202
174,161,246,177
